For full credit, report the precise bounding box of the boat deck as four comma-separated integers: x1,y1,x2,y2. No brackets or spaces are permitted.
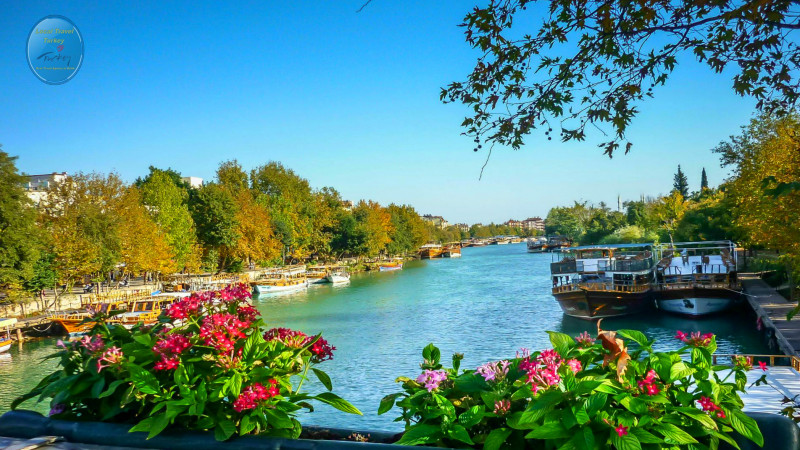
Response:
741,274,800,357
740,366,800,421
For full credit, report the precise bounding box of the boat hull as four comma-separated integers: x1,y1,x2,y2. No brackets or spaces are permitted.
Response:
0,340,10,353
254,282,308,294
655,288,742,316
553,289,654,319
52,318,94,335
379,265,402,272
326,274,350,284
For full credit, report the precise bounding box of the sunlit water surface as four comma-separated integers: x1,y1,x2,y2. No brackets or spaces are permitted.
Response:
0,244,768,431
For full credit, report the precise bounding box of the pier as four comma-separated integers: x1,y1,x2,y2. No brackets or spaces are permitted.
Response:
742,274,800,357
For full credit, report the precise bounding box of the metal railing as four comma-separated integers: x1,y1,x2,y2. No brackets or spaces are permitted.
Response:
552,282,652,294
712,354,800,371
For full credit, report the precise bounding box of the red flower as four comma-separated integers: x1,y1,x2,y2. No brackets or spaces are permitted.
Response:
615,425,628,437
232,380,279,412
759,361,768,371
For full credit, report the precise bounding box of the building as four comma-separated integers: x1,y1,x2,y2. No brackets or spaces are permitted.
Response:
181,176,204,188
505,219,523,229
422,214,449,230
523,217,546,232
341,200,354,211
23,172,68,205
454,223,470,233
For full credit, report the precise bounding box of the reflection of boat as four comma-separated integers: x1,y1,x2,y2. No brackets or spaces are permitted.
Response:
654,241,742,317
326,270,351,283
419,244,443,259
550,244,656,319
0,318,17,353
442,244,462,258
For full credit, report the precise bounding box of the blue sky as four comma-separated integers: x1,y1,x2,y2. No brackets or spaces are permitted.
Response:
1,1,756,224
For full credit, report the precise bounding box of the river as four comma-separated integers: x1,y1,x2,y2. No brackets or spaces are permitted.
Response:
0,243,769,432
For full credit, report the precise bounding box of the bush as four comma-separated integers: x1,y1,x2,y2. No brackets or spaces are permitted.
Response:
380,326,763,449
13,284,360,440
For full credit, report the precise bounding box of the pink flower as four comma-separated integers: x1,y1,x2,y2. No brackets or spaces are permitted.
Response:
675,330,687,341
566,359,582,374
759,361,768,372
96,346,124,372
476,360,510,382
416,370,448,392
516,348,531,359
615,425,628,437
153,334,192,371
232,380,278,412
263,328,335,363
575,331,596,347
698,396,724,418
79,335,105,353
676,331,714,347
493,399,511,415
537,349,561,367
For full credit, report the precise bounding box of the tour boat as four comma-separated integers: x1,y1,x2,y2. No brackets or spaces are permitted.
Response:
305,268,329,284
326,270,351,284
442,244,462,258
654,241,742,317
0,318,16,353
527,237,548,253
550,243,657,319
109,298,176,329
378,261,403,272
254,277,309,294
419,244,443,259
51,301,131,335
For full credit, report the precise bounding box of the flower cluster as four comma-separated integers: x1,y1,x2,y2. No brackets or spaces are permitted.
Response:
79,335,105,353
636,369,661,396
165,296,202,320
232,380,280,412
416,369,448,392
493,399,511,415
476,360,510,382
199,313,250,352
264,328,336,363
733,355,753,371
698,396,726,418
97,346,124,372
520,349,563,394
675,330,714,347
153,333,192,371
575,331,596,347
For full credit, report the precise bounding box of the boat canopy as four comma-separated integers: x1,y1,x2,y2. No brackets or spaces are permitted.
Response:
0,318,17,328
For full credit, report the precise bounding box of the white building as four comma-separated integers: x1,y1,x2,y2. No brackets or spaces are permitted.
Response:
181,176,204,188
23,172,67,205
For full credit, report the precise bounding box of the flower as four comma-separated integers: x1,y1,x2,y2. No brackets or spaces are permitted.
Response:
566,359,582,374
733,355,753,371
537,349,561,366
615,425,628,437
78,335,105,353
96,346,124,372
476,360,510,382
676,330,714,347
48,404,66,416
153,334,192,371
264,328,336,363
698,396,724,417
493,399,511,415
759,361,768,372
416,370,448,392
576,331,596,347
636,369,661,396
233,380,279,412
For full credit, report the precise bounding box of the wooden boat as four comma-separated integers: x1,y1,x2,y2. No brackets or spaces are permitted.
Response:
654,241,742,317
109,298,176,328
326,270,351,283
0,318,16,353
378,261,403,272
254,276,309,294
550,244,656,319
419,244,443,259
527,237,548,253
442,244,462,258
51,301,131,335
305,267,329,284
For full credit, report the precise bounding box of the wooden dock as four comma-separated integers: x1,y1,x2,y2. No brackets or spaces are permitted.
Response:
742,274,800,357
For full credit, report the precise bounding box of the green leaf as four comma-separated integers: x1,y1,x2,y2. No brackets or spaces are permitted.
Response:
98,380,128,399
214,420,236,441
422,343,440,364
585,392,607,416
314,392,363,415
133,334,152,347
448,425,474,445
239,415,255,436
454,373,489,393
655,423,699,445
630,427,663,444
678,407,718,430
483,427,512,450
147,413,169,440
669,361,695,382
230,372,243,397
311,368,332,391
728,410,763,446
395,424,442,446
90,377,106,398
525,422,571,439
547,331,575,355
566,427,596,450
378,392,401,415
128,417,152,434
531,390,563,410
458,405,485,428
620,396,648,414
617,329,649,347
611,433,642,450
127,364,160,395
264,408,294,429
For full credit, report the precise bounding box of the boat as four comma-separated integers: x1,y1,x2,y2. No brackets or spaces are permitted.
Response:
254,276,309,294
109,298,176,329
527,237,548,253
442,244,462,258
51,301,132,335
550,243,657,319
654,241,742,317
326,270,351,283
0,318,16,353
378,261,403,271
419,244,443,259
305,267,329,284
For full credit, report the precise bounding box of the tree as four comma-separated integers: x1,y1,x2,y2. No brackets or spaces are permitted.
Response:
443,0,800,156
134,166,189,190
652,191,688,245
189,184,240,271
701,168,709,191
0,147,41,301
351,200,393,258
117,187,175,278
673,165,689,197
229,191,281,266
138,170,201,272
216,160,249,193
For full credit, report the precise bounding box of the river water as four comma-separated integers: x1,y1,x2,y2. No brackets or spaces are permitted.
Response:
0,243,769,432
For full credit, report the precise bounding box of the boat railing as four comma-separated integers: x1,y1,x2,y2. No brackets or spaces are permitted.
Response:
551,260,578,274
601,259,653,272
552,282,651,294
712,354,800,371
659,274,739,290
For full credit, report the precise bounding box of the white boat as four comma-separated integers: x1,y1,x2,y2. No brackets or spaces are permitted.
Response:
527,237,548,253
0,318,17,353
326,271,350,284
254,278,309,294
654,241,742,317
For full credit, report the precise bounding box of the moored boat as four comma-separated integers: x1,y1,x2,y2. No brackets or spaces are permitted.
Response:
378,260,403,271
550,243,656,319
654,241,742,317
305,267,329,284
419,244,443,259
254,276,309,294
0,318,16,353
442,244,462,258
51,301,132,335
109,298,176,329
526,237,548,253
326,270,351,283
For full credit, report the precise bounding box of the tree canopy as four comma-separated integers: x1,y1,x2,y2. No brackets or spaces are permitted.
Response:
443,0,800,156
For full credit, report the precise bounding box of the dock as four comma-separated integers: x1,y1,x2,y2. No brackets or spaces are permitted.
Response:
741,274,800,357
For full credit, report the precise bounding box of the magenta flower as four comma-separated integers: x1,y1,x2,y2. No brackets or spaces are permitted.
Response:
575,331,596,347
493,399,511,415
676,331,714,347
759,361,768,372
476,360,510,382
566,359,582,374
615,425,628,437
96,346,124,372
416,370,448,392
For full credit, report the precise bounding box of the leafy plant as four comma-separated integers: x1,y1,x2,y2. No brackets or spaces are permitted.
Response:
13,284,361,440
381,326,763,449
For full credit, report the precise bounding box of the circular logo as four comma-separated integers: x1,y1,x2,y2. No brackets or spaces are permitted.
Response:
26,15,84,85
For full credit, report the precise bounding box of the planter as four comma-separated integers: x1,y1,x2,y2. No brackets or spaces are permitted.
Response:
1,410,798,449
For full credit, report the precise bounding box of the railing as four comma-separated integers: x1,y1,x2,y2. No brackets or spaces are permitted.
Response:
80,289,153,307
552,282,651,294
551,261,578,274
712,354,800,370
552,259,653,274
